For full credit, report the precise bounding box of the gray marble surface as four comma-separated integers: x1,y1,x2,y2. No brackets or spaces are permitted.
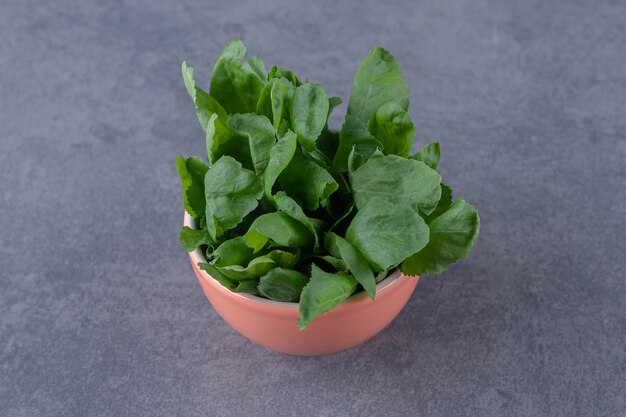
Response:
1,0,625,416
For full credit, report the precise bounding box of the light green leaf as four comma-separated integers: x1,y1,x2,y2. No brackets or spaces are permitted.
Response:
179,226,213,252
244,55,267,81
298,264,358,329
367,101,415,158
326,232,376,298
402,199,480,275
346,198,430,272
271,78,295,130
228,113,275,176
278,147,339,210
290,83,329,147
274,191,320,247
264,130,297,199
176,155,209,219
244,212,313,253
334,46,410,170
210,39,266,114
181,61,228,129
258,268,309,302
350,150,442,215
268,66,301,86
212,236,255,267
411,142,440,170
204,156,263,239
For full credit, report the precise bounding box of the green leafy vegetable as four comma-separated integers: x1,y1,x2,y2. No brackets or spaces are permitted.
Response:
346,198,430,272
367,101,415,158
244,212,313,252
179,40,480,329
210,39,267,114
176,155,209,219
325,232,376,298
402,199,480,275
350,150,442,215
228,113,275,176
258,268,309,301
411,141,441,170
179,226,213,252
204,156,263,239
290,83,329,148
298,264,358,329
278,147,339,211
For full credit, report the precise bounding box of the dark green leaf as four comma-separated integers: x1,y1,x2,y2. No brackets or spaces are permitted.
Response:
402,199,480,275
423,183,452,223
298,264,358,329
215,249,299,280
233,279,259,294
411,142,441,170
278,147,339,210
367,101,415,158
212,236,255,267
350,150,442,215
176,155,209,219
274,191,320,247
198,262,238,291
290,83,329,147
205,114,253,168
346,198,430,272
326,232,376,298
264,130,297,199
244,212,313,252
210,39,266,114
204,156,263,239
258,268,309,302
228,113,275,176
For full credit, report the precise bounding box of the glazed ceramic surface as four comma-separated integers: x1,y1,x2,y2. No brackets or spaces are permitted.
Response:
185,212,419,355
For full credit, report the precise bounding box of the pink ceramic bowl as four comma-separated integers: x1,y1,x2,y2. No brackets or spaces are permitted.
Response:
185,212,419,355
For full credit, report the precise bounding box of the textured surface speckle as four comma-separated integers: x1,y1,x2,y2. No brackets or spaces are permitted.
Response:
1,0,625,416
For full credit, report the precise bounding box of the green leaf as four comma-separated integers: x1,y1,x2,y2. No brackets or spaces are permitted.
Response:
264,130,297,199
215,249,299,280
367,101,415,158
258,267,309,301
212,236,255,267
350,150,442,215
326,232,376,299
423,183,452,223
290,83,329,147
271,78,295,130
278,147,339,211
210,39,267,114
176,155,209,219
244,55,267,81
244,212,313,252
402,199,480,275
274,191,320,247
268,66,301,86
198,262,238,291
346,198,430,272
179,226,213,252
204,156,263,239
233,279,259,294
411,142,440,170
228,113,275,176
181,61,228,129
298,264,358,329
334,46,410,170
316,255,348,272
334,115,382,171
205,113,253,168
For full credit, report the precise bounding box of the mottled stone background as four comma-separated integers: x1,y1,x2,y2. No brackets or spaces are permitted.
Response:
1,0,624,416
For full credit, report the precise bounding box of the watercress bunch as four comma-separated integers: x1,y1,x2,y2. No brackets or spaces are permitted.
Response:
178,39,480,329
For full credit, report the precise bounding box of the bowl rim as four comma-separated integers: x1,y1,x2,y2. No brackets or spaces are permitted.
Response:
184,211,409,309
